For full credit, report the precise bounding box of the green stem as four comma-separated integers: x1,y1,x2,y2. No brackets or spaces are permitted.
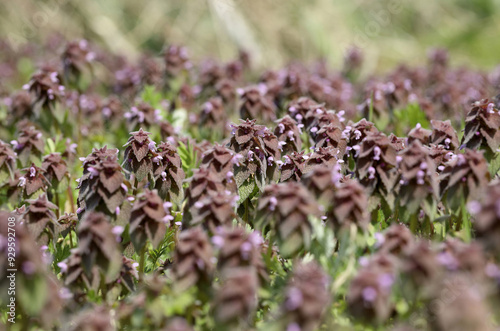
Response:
244,199,249,224
139,245,147,281
409,213,419,234
67,177,76,214
55,190,60,218
70,230,76,249
100,274,108,301
133,176,139,197
461,199,471,243
76,98,83,157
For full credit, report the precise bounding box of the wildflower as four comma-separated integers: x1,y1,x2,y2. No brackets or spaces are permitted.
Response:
76,147,126,216
279,261,330,331
164,44,191,77
24,69,64,113
61,40,94,85
13,126,44,166
461,99,500,154
214,267,258,324
41,153,68,186
439,149,490,209
152,141,185,205
430,119,459,150
22,194,59,242
199,97,227,131
274,116,302,153
347,267,393,324
129,189,170,252
280,151,310,182
215,227,268,285
315,122,347,155
376,224,414,256
172,227,214,291
77,212,122,282
239,85,276,123
396,141,439,214
326,179,369,232
20,163,50,198
228,119,281,188
256,182,321,257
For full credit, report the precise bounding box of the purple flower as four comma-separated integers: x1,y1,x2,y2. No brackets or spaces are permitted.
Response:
57,262,68,273
231,153,243,165
467,200,481,215
59,287,73,300
374,232,385,248
378,273,394,290
362,286,377,302
269,196,278,211
112,226,124,236
368,166,376,179
373,146,381,161
286,323,301,331
437,252,459,270
18,176,26,187
285,287,303,310
278,123,285,134
212,235,224,248
22,261,36,275
162,214,175,223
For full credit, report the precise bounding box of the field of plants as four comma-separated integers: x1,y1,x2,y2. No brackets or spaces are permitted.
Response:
1,31,500,330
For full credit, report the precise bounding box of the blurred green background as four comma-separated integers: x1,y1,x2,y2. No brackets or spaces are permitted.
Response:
1,0,500,72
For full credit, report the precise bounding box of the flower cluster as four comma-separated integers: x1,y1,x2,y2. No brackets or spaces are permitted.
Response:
279,261,330,331
228,119,281,190
171,227,214,291
462,99,500,154
238,85,277,123
129,189,170,252
256,182,321,257
273,115,302,154
77,146,126,216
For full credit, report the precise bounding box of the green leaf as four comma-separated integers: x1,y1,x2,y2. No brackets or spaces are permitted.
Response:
171,108,187,128
178,140,198,178
164,287,197,316
140,85,163,108
46,138,56,154
238,178,256,203
488,153,500,177
17,275,48,315
393,103,430,136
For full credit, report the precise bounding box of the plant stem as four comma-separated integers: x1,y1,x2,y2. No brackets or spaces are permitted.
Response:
139,245,147,281
76,97,83,157
461,198,471,242
67,177,76,214
409,213,419,234
55,190,60,218
100,274,108,301
244,198,249,224
70,230,75,249
133,176,138,197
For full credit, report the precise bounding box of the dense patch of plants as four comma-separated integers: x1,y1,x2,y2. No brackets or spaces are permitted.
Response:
1,38,500,330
